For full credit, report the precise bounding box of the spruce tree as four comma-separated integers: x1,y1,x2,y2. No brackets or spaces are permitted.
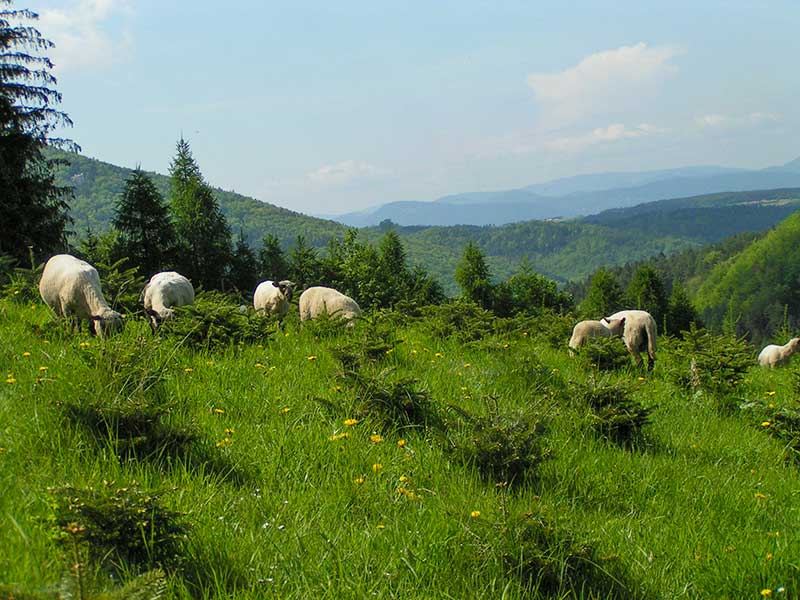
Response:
626,265,668,325
112,167,175,277
0,2,75,263
666,281,700,335
258,233,289,280
455,241,493,309
168,138,231,290
581,268,625,317
228,229,258,294
288,234,321,288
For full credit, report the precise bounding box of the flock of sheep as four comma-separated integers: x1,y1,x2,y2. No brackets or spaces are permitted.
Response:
37,254,361,336
36,253,800,369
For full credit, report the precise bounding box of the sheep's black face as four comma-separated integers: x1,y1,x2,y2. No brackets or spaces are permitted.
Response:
279,280,296,302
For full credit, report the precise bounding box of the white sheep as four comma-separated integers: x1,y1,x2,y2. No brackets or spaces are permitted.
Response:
140,271,195,332
298,286,361,324
253,279,296,322
568,317,625,351
39,254,123,337
602,309,657,369
758,338,800,368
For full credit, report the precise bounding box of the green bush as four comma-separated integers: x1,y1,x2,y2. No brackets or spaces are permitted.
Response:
48,482,188,573
420,300,495,342
449,398,549,487
575,336,631,371
572,376,655,446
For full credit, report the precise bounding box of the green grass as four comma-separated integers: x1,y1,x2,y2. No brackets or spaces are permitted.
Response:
1,298,798,599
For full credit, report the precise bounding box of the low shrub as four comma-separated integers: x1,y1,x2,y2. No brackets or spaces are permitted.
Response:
420,300,495,342
572,376,655,446
449,397,549,487
575,337,631,371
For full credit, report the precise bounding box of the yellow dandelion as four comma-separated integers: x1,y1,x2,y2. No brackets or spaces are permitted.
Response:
38,366,48,372
329,432,350,441
206,360,215,366
22,352,31,357
755,492,767,501
281,406,290,414
215,437,233,448
372,463,383,472
399,475,409,483
213,408,225,414
344,418,358,427
761,590,772,597
6,377,16,384
376,524,385,530
307,355,317,361
79,341,90,348
761,421,771,427
410,349,418,355
503,343,509,349
385,348,394,355
470,511,481,518
284,332,290,337
463,363,471,368
0,447,6,454
334,385,342,392
766,552,773,561
435,352,443,358
354,477,365,485
637,376,645,382
255,362,265,369
766,391,776,396
184,367,193,373
224,428,235,435
397,439,406,448
370,434,383,444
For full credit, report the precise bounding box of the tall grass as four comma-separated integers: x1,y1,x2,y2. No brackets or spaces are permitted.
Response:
1,298,798,598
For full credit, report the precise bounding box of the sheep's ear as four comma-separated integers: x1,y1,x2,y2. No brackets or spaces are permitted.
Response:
272,281,280,288
619,317,626,326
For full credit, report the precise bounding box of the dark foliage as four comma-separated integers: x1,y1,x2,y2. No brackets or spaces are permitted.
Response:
575,336,631,371
572,377,655,446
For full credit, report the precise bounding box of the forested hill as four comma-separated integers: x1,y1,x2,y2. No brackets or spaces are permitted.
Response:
51,150,800,293
50,150,348,248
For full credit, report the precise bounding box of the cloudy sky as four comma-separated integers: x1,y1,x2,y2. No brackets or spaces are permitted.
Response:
21,0,800,215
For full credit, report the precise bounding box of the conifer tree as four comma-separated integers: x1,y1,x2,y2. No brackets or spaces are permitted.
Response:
666,281,700,335
626,265,668,325
258,233,289,280
581,268,625,317
0,2,75,263
168,138,231,290
228,229,258,294
288,234,321,288
112,167,175,277
455,241,493,309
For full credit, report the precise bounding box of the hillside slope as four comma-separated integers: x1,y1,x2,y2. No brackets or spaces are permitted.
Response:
693,211,800,340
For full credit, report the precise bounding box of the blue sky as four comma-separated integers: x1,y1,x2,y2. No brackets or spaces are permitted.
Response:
22,0,800,215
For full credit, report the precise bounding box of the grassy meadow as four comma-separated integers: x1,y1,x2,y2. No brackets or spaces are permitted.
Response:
1,295,799,599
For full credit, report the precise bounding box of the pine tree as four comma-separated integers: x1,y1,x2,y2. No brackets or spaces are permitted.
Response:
626,265,668,325
112,167,175,277
666,281,700,336
581,268,625,317
258,233,289,281
168,138,231,290
0,2,76,263
455,241,493,309
288,234,321,288
228,229,258,294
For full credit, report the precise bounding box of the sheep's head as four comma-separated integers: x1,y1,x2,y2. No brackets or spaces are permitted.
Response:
91,310,124,337
602,316,626,335
790,337,800,350
274,280,296,301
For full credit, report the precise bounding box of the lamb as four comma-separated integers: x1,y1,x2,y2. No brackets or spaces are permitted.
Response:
140,271,195,332
758,338,800,368
602,309,657,369
253,279,296,322
298,286,361,324
568,317,625,351
38,254,123,337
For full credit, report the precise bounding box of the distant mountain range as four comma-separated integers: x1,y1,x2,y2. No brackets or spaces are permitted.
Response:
331,160,800,227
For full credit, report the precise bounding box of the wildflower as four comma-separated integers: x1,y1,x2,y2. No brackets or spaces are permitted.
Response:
184,367,193,373
307,355,317,361
78,341,90,348
767,552,773,560
372,463,383,472
38,366,48,372
281,406,290,414
213,408,225,414
755,492,767,501
206,360,215,366
399,475,409,483
224,428,235,435
334,385,342,393
761,422,771,427
344,418,358,427
435,352,443,358
751,469,757,474
22,352,31,357
397,487,418,500
5,376,16,384
766,391,776,396
410,349,418,355
397,439,406,448
470,511,481,518
761,590,772,597
370,434,383,444
0,447,6,454
376,524,385,530
385,348,394,355
637,376,645,382
329,432,349,442
255,362,265,369
463,363,471,369
354,477,365,485
215,437,233,448
503,343,509,349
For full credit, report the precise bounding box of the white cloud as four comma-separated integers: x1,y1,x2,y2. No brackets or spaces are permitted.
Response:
527,43,682,126
694,112,780,129
306,160,384,187
544,123,665,153
36,0,133,72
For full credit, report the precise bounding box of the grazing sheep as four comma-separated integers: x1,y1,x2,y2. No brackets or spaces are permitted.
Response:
568,317,625,351
253,279,296,322
758,338,800,368
298,286,361,324
140,271,195,332
39,254,123,337
602,309,657,369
